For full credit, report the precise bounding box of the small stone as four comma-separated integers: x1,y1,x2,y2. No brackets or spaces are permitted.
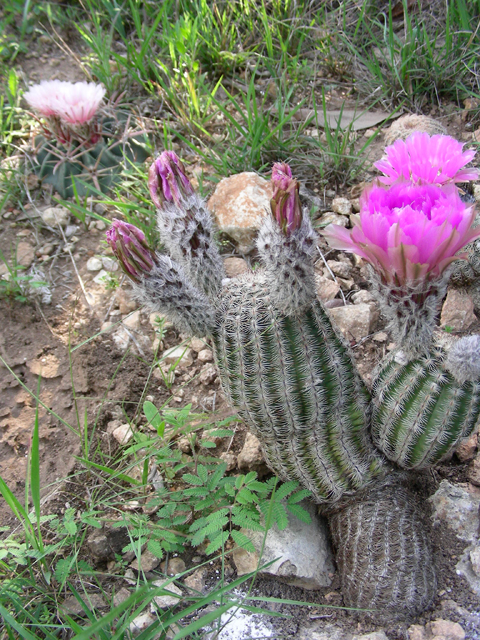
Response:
207,173,272,250
87,257,103,271
16,242,34,268
220,451,237,471
441,290,476,331
177,437,191,453
113,587,131,607
130,550,161,572
41,206,70,227
163,345,194,367
184,567,207,593
190,337,206,353
117,289,138,314
112,328,130,350
352,633,389,640
331,197,352,216
151,581,183,609
426,619,465,640
316,276,341,302
467,455,480,486
429,479,480,542
96,220,107,230
456,431,478,462
112,424,134,444
102,256,118,271
224,257,249,277
160,557,186,576
351,289,376,306
330,303,378,342
129,612,156,637
93,269,108,284
373,331,388,343
469,544,480,577
326,260,352,279
319,212,349,227
123,310,141,331
197,348,213,363
408,625,426,640
199,364,217,385
60,593,106,616
473,184,480,204
237,432,266,472
65,224,78,238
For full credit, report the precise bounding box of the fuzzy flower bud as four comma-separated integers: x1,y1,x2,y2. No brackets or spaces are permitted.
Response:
374,133,478,186
149,151,194,208
270,162,302,234
106,219,156,283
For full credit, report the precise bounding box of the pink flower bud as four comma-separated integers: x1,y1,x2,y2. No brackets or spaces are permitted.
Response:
106,219,156,283
149,151,194,208
270,162,302,234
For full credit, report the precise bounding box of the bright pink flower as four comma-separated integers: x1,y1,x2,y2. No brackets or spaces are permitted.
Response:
149,151,194,208
270,162,302,234
322,182,480,286
106,219,156,283
24,81,105,124
374,133,478,186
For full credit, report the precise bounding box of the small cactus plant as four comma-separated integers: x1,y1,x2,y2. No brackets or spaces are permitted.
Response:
108,135,480,621
24,80,148,197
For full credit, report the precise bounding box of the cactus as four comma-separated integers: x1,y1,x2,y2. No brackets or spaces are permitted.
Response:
327,476,437,620
109,147,480,620
371,341,480,469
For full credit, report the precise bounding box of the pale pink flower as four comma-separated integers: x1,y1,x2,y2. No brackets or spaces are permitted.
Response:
374,132,478,186
24,80,105,124
322,181,480,286
270,162,302,234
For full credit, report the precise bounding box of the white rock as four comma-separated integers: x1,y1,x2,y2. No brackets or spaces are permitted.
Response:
429,479,480,542
329,303,377,342
102,256,118,271
129,612,156,637
331,197,352,216
113,328,130,350
351,289,376,306
232,500,335,590
197,348,213,363
470,544,480,577
41,206,69,228
112,424,134,444
16,242,34,268
150,581,183,609
130,550,161,572
87,257,103,272
163,345,194,367
93,269,108,284
123,310,141,331
237,432,265,472
352,634,389,640
65,224,78,238
326,260,352,279
190,337,207,353
441,289,476,331
319,212,349,227
297,624,350,640
207,172,272,251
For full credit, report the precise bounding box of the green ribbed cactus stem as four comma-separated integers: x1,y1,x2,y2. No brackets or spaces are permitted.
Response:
212,273,383,505
371,348,480,469
326,477,437,621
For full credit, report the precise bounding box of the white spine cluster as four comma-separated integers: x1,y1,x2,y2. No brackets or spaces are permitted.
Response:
445,334,480,384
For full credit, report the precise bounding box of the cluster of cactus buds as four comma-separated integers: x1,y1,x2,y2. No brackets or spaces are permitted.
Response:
107,136,480,621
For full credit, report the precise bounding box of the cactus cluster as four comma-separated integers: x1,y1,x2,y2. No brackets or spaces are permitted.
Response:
107,135,480,621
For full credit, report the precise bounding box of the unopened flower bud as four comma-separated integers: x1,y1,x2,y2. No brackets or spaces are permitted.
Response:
149,150,194,208
106,219,156,283
270,162,302,234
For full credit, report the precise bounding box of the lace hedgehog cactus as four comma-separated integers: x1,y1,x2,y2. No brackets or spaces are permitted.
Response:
106,147,470,621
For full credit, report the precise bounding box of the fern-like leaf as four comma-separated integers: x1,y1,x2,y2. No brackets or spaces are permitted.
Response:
205,530,230,554
230,530,256,553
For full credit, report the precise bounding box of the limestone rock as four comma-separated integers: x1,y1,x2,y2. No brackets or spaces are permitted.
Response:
326,259,352,279
207,172,272,251
197,348,213,363
331,197,352,216
352,633,389,640
184,567,208,593
60,593,106,616
41,205,70,228
199,364,217,385
351,289,376,306
129,549,162,572
316,276,341,302
232,500,334,590
224,256,249,277
468,454,480,486
429,479,480,542
319,212,349,227
384,114,447,145
408,625,426,640
329,303,377,342
160,557,186,576
116,289,138,314
123,310,141,331
426,619,465,640
129,612,156,637
151,581,183,609
237,432,266,473
297,624,351,640
163,345,194,367
112,423,134,445
441,289,476,331
455,432,478,462
220,451,236,471
87,257,102,271
190,337,207,353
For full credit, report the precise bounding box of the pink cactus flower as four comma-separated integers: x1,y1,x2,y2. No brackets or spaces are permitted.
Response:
322,181,480,286
374,132,478,186
24,80,105,124
106,219,156,283
270,162,302,234
149,151,194,208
